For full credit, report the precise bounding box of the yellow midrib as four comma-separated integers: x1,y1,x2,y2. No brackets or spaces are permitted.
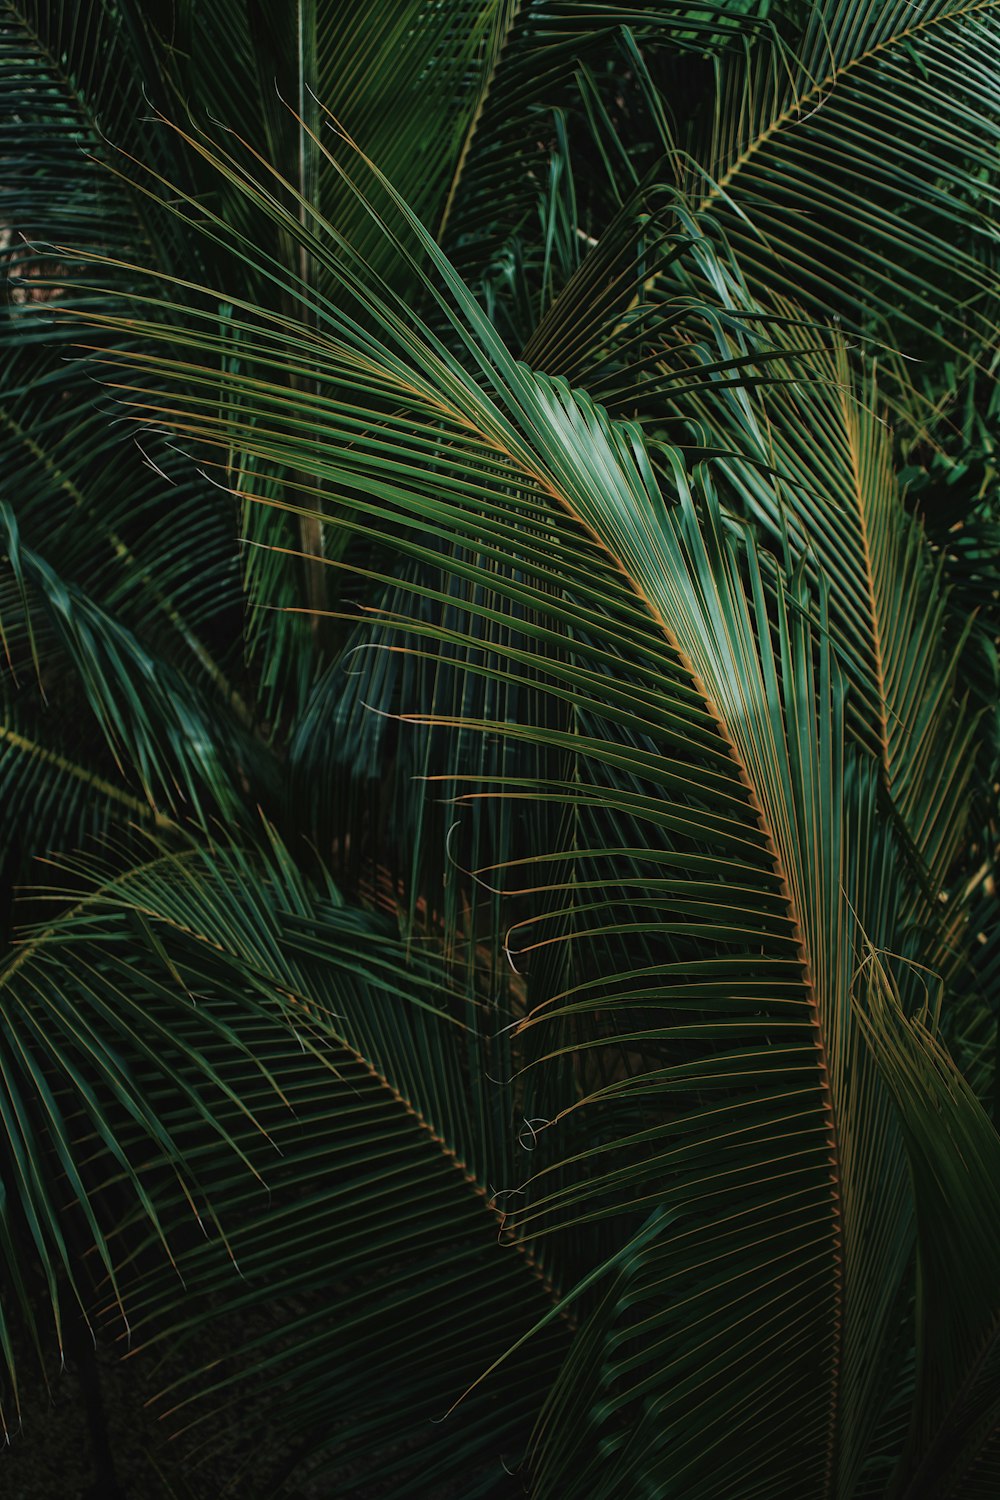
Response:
504,439,847,1489
1,405,250,727
841,386,894,779
0,724,174,826
703,0,998,215
437,0,526,243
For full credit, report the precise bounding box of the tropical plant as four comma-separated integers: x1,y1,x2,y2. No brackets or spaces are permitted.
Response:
1,2,999,1496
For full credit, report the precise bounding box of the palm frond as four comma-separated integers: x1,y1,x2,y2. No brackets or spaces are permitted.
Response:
1,829,569,1493
0,502,265,828
693,319,981,900
49,122,974,1494
689,0,1000,365
440,0,764,291
855,946,1000,1499
2,9,998,1496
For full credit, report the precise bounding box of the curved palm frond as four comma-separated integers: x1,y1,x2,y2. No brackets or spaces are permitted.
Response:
0,502,263,828
856,947,1000,1499
512,2,1000,425
684,314,982,900
1,5,998,1497
689,0,1000,367
0,827,568,1493
47,121,992,1494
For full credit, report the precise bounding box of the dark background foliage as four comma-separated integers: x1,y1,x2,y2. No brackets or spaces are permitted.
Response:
1,2,999,1496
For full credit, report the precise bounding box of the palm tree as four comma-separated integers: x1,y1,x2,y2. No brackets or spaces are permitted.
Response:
1,2,999,1495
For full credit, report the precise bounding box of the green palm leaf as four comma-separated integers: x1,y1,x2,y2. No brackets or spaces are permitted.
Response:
689,0,1000,366
2,829,569,1493
855,946,1000,1499
685,316,982,900
52,122,968,1494
1,7,997,1496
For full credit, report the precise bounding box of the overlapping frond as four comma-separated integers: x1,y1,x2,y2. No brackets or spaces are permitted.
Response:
694,324,981,900
439,1,763,286
0,503,262,828
47,124,970,1494
691,0,1000,365
856,949,1000,1499
1,6,998,1497
0,831,568,1493
510,3,1000,429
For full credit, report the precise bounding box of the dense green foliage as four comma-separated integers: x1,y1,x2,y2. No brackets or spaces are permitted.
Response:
2,1,1000,1495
